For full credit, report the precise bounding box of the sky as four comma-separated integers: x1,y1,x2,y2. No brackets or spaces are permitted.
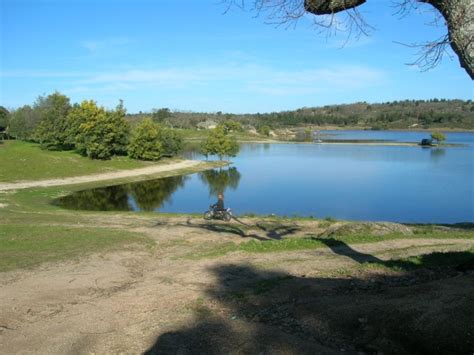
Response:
1,0,472,113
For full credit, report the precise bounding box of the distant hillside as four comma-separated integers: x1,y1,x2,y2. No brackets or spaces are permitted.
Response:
127,99,474,130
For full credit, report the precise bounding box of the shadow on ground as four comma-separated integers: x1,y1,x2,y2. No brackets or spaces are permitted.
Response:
154,218,302,241
145,240,474,354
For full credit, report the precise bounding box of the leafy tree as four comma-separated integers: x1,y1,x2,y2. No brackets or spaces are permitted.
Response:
106,100,129,156
431,131,446,145
0,106,10,138
0,106,9,129
220,120,243,134
128,118,164,160
200,126,240,160
66,101,102,148
34,92,72,150
152,108,172,123
9,105,39,140
158,128,183,157
75,101,129,160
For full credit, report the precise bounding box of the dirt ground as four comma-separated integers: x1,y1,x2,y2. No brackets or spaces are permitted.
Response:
1,217,473,354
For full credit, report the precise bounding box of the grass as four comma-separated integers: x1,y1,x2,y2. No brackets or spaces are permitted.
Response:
0,140,160,182
185,297,213,319
0,224,154,272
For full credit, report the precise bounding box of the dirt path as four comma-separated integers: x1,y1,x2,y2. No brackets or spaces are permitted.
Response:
0,160,203,191
1,217,473,354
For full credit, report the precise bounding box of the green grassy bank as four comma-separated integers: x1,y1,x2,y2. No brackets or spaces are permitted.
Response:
0,140,160,182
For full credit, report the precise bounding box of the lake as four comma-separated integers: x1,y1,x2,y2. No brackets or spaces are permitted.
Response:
55,131,474,223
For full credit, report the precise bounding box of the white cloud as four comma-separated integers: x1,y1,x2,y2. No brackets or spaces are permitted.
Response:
247,65,386,95
2,63,386,98
80,37,134,54
0,70,85,78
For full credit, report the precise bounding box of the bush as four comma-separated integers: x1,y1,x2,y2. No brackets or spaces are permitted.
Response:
9,105,39,141
34,92,72,150
128,118,164,160
75,101,129,160
220,120,243,134
257,125,271,137
431,131,446,144
158,128,183,157
201,126,239,160
0,106,9,133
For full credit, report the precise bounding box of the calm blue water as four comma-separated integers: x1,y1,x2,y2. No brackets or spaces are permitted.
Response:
57,131,474,223
322,130,474,145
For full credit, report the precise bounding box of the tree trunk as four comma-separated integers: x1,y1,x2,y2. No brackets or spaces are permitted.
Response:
423,0,473,79
305,0,366,15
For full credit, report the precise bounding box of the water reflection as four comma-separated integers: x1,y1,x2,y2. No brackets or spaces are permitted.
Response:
130,175,189,211
54,168,240,212
430,148,446,161
57,185,130,211
199,167,241,197
55,175,189,211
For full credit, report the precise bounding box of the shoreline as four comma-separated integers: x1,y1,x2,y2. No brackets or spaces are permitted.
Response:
0,159,224,191
294,127,474,133
227,140,464,147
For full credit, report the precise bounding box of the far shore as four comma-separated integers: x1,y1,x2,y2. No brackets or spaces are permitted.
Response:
206,139,465,147
295,126,474,132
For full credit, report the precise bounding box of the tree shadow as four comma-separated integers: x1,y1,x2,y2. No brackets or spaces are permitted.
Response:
314,238,384,264
314,237,474,272
174,219,302,241
255,222,300,240
145,245,474,354
183,221,267,241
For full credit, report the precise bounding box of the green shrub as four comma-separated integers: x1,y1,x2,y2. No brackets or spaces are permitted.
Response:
128,118,164,160
34,92,72,150
431,131,446,144
257,125,271,137
220,120,243,134
200,126,239,160
75,101,129,160
159,128,183,156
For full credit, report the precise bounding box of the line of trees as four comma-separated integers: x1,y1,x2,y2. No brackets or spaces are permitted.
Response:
1,92,183,161
126,99,474,130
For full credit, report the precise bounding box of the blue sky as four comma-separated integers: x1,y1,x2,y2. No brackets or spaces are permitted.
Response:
1,0,472,113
